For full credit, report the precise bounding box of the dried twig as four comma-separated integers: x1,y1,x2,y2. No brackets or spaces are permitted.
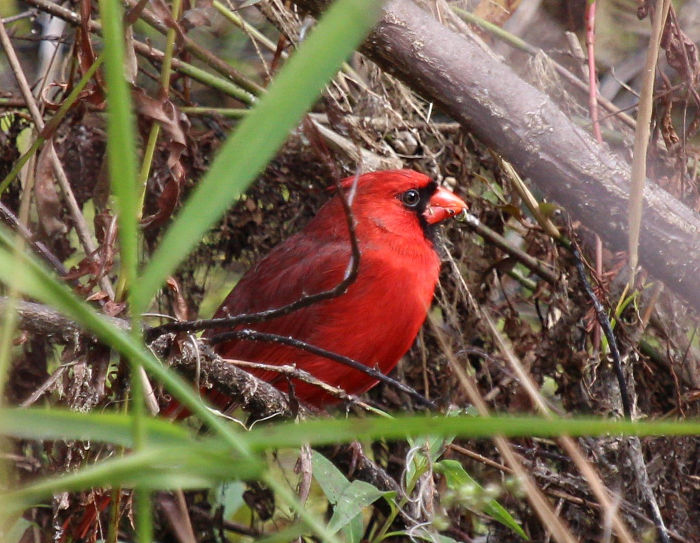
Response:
570,244,632,419
457,211,559,285
0,201,67,276
443,248,638,543
209,329,436,409
584,1,603,143
628,0,672,288
0,19,115,299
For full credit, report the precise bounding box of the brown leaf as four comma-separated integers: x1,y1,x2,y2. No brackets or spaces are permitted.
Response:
181,7,212,31
473,0,521,27
133,89,189,227
661,9,699,82
123,25,139,85
151,0,187,43
64,258,100,282
295,443,313,505
35,146,68,238
73,0,105,105
661,102,680,150
498,203,522,220
166,277,190,322
103,300,127,317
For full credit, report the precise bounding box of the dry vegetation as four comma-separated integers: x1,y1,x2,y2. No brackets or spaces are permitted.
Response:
0,0,699,542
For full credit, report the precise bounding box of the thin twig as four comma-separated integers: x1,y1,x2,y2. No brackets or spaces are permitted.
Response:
0,201,67,275
584,1,603,143
209,329,436,409
457,211,559,284
443,248,637,543
0,19,115,299
226,358,371,409
124,0,264,96
428,315,578,543
20,0,255,105
451,5,635,129
145,173,363,341
570,244,632,419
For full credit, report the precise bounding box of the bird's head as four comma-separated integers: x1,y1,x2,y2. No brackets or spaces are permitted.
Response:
338,170,467,238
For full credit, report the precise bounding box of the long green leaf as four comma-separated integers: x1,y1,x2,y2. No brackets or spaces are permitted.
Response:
245,415,700,451
2,444,262,515
0,226,245,454
436,459,528,540
133,0,384,309
5,407,697,457
0,408,190,447
98,0,139,300
0,226,338,542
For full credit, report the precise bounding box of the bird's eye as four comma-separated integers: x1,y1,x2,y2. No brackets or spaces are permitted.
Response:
401,189,421,207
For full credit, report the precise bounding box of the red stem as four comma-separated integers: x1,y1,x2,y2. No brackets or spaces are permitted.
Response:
585,0,603,143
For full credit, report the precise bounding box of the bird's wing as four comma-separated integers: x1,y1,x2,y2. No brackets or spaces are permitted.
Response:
210,229,354,374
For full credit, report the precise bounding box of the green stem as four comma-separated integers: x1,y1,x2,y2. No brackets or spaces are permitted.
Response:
136,0,182,221
179,106,248,117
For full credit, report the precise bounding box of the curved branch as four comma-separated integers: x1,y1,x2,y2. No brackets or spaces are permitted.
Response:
144,173,363,341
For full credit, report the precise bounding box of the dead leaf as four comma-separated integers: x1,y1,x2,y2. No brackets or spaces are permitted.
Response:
133,89,189,227
35,146,68,238
662,11,699,82
123,25,139,85
181,7,212,31
166,277,190,321
473,0,521,29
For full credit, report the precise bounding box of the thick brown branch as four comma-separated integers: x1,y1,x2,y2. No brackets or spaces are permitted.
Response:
294,0,700,314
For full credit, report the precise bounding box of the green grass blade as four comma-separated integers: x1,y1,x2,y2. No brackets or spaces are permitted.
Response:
0,227,342,543
98,0,139,302
0,226,245,453
245,414,700,451
2,444,263,515
133,0,384,308
436,459,528,540
0,408,190,446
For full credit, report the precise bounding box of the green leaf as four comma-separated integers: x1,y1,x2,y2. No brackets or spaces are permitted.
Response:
0,223,339,543
98,0,139,300
0,227,248,457
3,407,700,457
312,449,351,501
246,414,700,451
327,480,389,534
312,451,392,538
3,517,35,543
405,433,453,493
134,0,384,308
215,481,246,518
0,408,190,446
436,459,528,540
538,202,560,218
2,443,263,515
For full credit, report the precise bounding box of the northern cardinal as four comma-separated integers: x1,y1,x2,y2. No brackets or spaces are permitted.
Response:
71,170,465,539
208,169,467,406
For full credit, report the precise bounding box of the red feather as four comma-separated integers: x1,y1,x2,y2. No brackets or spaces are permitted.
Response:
207,169,466,406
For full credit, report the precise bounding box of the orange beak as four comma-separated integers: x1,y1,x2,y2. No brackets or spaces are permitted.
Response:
424,186,468,225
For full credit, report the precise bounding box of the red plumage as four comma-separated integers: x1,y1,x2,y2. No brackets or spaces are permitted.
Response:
209,169,466,406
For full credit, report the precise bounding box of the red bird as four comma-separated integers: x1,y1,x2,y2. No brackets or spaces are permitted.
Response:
209,169,466,406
